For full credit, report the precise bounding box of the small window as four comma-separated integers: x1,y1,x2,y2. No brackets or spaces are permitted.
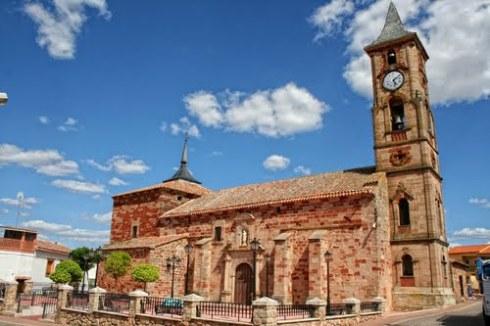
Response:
402,254,414,276
390,99,405,130
214,226,222,241
45,259,55,276
132,225,138,239
177,196,183,201
399,198,410,226
387,49,397,65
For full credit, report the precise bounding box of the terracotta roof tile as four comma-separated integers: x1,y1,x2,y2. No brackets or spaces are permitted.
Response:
36,240,70,255
113,179,210,198
103,235,187,250
448,244,490,255
162,169,382,218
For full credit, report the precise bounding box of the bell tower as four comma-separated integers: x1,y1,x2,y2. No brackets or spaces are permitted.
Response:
364,2,455,310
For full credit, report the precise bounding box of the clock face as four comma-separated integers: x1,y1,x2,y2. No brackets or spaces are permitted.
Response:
383,70,404,91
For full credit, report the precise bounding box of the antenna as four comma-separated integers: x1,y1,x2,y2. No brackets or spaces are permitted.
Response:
16,192,25,227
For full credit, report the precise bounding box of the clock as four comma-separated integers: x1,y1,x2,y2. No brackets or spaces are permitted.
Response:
383,70,404,91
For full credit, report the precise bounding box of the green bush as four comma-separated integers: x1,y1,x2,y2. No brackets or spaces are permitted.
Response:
56,259,83,283
104,251,131,282
131,263,159,285
49,269,71,284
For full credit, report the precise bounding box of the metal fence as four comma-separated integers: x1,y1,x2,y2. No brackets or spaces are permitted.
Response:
0,283,6,299
327,303,347,316
197,301,253,322
277,304,315,320
360,301,379,312
67,291,90,311
41,294,58,320
140,297,183,317
98,293,130,314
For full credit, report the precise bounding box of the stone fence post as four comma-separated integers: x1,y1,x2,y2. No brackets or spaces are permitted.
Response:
306,297,326,320
372,296,386,313
253,297,278,326
183,293,204,321
88,287,106,313
1,281,18,315
128,289,148,317
343,297,360,315
57,285,73,310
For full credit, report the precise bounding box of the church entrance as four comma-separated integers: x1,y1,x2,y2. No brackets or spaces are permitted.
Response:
235,263,253,305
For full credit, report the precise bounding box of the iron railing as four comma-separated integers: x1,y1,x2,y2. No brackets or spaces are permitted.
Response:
197,301,253,322
277,304,315,320
140,297,183,317
67,291,89,311
360,301,379,312
98,293,130,314
327,303,347,316
41,295,58,320
0,283,6,299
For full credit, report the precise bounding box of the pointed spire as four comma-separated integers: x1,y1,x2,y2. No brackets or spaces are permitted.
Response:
370,2,411,46
164,133,201,184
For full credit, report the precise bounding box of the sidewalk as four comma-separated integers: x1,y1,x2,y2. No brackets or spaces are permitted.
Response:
0,315,57,326
361,300,480,325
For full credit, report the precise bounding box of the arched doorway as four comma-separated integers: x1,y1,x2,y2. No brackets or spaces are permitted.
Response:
235,263,253,304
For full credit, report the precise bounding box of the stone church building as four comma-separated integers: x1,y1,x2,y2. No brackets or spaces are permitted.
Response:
98,3,456,311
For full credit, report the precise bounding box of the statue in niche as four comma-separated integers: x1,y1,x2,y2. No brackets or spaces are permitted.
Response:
240,228,249,247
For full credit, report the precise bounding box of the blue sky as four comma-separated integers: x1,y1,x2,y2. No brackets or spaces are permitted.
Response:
0,0,488,248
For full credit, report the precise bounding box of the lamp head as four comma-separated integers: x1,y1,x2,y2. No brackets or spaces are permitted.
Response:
0,92,8,106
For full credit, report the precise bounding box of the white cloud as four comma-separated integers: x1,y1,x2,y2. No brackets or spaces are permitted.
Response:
310,0,490,104
160,121,167,133
0,194,38,209
0,208,8,215
91,211,112,224
108,177,128,186
22,219,109,243
169,117,201,138
0,143,79,176
263,154,290,171
469,197,490,208
24,0,111,60
51,179,106,194
309,0,354,41
86,155,150,175
184,83,328,138
294,165,312,176
39,116,49,124
453,227,490,241
58,117,79,132
211,151,223,157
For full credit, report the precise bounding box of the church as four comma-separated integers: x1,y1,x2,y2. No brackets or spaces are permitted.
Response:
98,3,456,311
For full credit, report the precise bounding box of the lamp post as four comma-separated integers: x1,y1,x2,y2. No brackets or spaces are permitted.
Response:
324,250,332,315
94,247,103,288
184,243,193,295
167,255,181,298
265,254,271,297
0,92,8,106
250,238,260,301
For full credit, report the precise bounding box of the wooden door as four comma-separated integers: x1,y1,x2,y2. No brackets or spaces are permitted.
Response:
235,263,253,304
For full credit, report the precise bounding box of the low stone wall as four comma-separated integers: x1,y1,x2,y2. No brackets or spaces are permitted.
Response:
275,312,380,326
136,314,183,326
59,308,131,326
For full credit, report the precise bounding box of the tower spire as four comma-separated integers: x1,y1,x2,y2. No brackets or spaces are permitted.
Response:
370,1,411,46
164,133,201,184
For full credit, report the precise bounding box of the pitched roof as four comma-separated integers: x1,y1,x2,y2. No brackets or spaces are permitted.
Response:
113,179,210,198
162,168,381,218
103,235,187,250
449,244,490,255
36,240,70,255
369,2,412,47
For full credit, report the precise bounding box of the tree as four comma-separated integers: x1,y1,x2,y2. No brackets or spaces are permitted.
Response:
70,247,97,292
49,269,71,284
50,260,83,284
104,251,131,286
131,264,160,292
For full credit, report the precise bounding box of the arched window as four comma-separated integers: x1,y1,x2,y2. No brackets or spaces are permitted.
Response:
399,198,410,226
402,254,414,276
390,99,405,130
387,49,397,65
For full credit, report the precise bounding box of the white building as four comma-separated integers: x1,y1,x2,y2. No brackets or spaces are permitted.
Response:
0,226,70,291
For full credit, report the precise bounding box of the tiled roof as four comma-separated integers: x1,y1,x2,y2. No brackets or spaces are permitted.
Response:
369,2,412,47
103,235,187,250
36,240,70,255
162,169,381,218
449,244,490,255
113,179,210,198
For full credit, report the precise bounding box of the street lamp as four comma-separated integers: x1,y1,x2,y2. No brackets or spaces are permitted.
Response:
94,247,104,288
324,250,332,315
265,254,271,297
0,92,7,106
184,243,193,295
167,255,181,298
250,238,260,301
